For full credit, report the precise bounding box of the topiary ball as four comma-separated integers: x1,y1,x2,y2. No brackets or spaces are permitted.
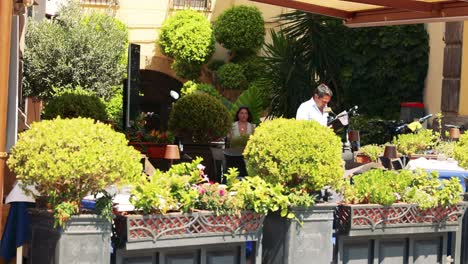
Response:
7,117,143,213
244,118,344,192
180,81,223,101
216,63,247,90
213,5,265,52
168,93,232,143
42,88,108,121
159,10,214,64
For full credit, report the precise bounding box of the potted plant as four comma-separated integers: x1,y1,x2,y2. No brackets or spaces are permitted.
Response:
114,158,291,263
243,118,344,264
393,128,438,159
168,93,231,181
355,144,383,163
337,169,466,263
6,117,143,264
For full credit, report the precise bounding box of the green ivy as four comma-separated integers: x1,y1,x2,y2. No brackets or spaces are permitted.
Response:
213,5,265,52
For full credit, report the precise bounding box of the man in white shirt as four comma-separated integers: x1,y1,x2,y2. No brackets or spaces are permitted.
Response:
296,83,333,126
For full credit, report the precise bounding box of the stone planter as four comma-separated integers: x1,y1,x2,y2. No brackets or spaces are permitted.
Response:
114,211,264,264
335,203,468,264
28,209,111,264
262,204,336,264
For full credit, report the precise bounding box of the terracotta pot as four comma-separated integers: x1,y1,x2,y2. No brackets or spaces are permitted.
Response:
355,154,371,164
383,145,398,159
450,128,461,139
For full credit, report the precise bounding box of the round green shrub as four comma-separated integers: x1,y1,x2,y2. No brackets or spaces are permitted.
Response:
159,10,214,64
181,81,222,101
236,55,265,82
169,93,232,143
42,88,108,121
7,117,143,224
171,60,202,80
454,134,468,169
104,86,123,130
216,63,247,90
213,5,265,52
244,118,344,192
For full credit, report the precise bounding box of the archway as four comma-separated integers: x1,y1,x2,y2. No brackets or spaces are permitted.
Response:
139,69,183,131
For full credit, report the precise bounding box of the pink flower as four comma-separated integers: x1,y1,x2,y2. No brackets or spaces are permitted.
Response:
219,189,225,196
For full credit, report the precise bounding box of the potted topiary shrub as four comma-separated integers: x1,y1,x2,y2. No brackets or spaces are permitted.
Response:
393,128,438,159
114,159,291,263
42,88,108,121
337,169,466,263
243,118,344,264
168,93,231,182
7,117,142,264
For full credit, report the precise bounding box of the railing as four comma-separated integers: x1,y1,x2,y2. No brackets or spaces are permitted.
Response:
171,0,211,11
80,0,119,6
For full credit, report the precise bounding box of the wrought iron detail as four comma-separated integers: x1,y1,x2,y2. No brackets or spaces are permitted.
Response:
337,203,467,232
170,0,211,11
119,211,264,243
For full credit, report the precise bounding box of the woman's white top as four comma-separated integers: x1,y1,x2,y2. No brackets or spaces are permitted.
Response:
231,121,255,137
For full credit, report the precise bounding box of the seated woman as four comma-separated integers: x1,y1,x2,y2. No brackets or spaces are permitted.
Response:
229,106,255,140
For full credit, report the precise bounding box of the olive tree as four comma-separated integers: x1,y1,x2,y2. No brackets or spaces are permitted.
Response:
23,1,128,100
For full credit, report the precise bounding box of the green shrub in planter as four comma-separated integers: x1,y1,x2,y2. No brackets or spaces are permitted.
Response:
180,81,222,101
393,129,438,155
168,93,232,143
216,63,247,90
343,169,462,209
213,5,265,52
244,118,344,192
7,117,143,226
454,133,468,169
42,88,108,121
159,10,214,64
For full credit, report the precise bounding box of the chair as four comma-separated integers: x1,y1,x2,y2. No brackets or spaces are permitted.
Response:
210,147,225,183
224,149,247,179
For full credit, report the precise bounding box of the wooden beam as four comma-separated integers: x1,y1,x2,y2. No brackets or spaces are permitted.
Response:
0,0,13,242
342,0,434,13
250,0,352,19
345,1,468,27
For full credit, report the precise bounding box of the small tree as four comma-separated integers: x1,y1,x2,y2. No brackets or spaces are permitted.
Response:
23,1,128,100
213,5,265,53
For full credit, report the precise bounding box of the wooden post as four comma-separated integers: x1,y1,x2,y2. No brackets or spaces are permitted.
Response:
0,0,13,238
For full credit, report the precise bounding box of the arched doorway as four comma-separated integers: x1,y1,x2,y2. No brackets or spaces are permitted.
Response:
139,69,183,131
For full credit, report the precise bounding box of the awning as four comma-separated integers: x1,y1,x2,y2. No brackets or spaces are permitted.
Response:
250,0,468,27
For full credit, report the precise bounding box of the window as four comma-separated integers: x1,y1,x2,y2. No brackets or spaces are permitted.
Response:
171,0,211,11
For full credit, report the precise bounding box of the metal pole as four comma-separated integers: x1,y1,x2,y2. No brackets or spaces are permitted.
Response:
0,0,13,234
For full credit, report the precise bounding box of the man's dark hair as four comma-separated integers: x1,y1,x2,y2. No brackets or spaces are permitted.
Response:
313,84,333,98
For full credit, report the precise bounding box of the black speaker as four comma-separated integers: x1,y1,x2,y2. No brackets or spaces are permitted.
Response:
124,43,141,128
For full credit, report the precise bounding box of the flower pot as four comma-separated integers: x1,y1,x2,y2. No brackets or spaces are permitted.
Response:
355,153,372,164
335,203,468,264
128,142,167,159
262,204,336,264
28,209,111,264
114,211,264,263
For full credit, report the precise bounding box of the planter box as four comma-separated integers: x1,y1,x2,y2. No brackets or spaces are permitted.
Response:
335,203,468,264
355,154,372,164
128,142,167,159
262,204,336,264
114,211,264,264
28,210,111,264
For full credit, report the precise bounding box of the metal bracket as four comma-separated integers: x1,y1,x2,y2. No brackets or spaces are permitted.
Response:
0,152,7,158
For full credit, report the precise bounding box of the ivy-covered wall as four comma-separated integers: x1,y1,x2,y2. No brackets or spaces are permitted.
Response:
335,25,429,119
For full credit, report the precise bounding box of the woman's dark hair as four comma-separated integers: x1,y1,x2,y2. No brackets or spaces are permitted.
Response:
234,106,253,123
